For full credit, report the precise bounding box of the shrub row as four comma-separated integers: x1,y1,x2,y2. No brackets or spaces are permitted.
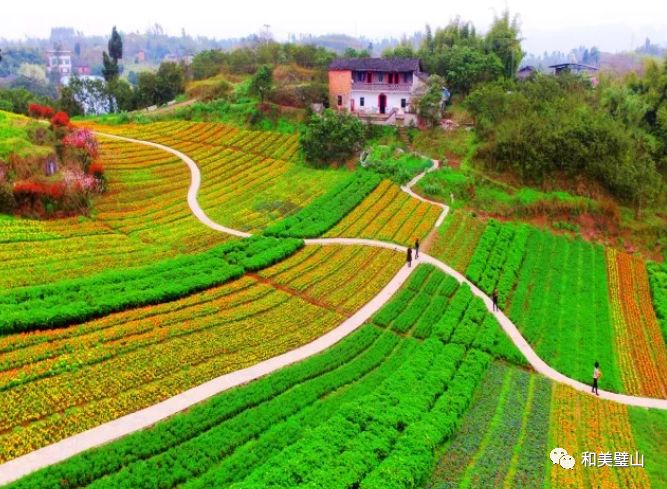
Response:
234,340,466,488
450,295,488,345
74,330,402,489
4,325,383,489
647,262,667,343
495,225,531,306
0,236,303,335
360,348,491,489
263,171,382,238
182,334,419,489
433,284,474,341
392,293,432,333
466,220,501,283
413,295,449,339
477,224,515,293
471,314,527,365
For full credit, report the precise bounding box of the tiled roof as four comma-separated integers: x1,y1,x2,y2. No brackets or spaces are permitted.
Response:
329,57,422,72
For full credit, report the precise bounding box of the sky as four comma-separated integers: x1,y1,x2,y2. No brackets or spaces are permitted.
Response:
4,0,667,54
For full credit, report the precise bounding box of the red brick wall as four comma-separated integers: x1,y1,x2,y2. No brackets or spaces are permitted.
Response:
328,70,351,109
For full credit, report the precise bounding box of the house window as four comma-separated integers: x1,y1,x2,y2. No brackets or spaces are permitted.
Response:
401,98,407,108
367,72,372,83
377,72,384,82
356,71,365,82
403,72,411,83
387,73,393,84
337,95,343,106
360,97,365,107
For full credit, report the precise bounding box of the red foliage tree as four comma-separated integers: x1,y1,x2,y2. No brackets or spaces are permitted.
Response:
28,104,55,119
50,112,71,129
87,162,105,178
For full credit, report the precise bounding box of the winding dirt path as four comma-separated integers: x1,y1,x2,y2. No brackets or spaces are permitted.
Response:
0,132,664,486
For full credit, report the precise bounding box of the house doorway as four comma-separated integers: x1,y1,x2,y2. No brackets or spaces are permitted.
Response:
350,98,355,112
378,94,387,114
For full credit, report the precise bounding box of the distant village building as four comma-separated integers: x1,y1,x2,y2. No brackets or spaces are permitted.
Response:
517,65,537,80
46,48,72,76
328,58,428,124
549,63,599,87
72,61,91,76
135,50,146,63
163,53,179,63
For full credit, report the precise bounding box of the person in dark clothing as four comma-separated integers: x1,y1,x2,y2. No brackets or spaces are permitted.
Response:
407,247,413,268
492,289,499,312
592,361,601,396
415,238,420,259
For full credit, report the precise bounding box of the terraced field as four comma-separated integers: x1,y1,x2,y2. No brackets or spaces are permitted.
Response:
325,180,442,246
0,246,402,462
0,138,225,289
2,120,665,489
429,362,662,489
91,121,351,231
3,265,525,489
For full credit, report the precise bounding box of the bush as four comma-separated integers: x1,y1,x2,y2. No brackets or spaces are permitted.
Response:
362,145,433,184
28,103,54,119
0,183,16,213
50,111,70,128
300,109,365,166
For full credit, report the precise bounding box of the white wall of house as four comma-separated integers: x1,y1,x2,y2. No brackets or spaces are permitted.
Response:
349,90,412,113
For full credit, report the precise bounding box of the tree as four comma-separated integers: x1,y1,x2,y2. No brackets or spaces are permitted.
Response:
102,52,119,82
248,65,273,102
485,10,524,79
107,79,134,111
102,26,123,82
135,71,158,107
300,109,365,166
108,26,123,61
418,75,445,128
155,62,185,104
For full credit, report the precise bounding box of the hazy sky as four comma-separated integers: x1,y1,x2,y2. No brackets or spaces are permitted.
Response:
4,0,667,53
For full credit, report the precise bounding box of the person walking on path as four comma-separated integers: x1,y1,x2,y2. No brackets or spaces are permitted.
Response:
415,238,420,259
407,247,413,268
592,362,602,396
492,289,499,312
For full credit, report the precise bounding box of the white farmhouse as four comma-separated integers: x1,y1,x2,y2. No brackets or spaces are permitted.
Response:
328,57,428,124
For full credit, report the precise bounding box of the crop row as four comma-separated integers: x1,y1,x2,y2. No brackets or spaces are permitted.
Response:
0,245,400,461
4,325,388,489
647,261,667,343
507,228,623,392
432,363,551,489
4,327,492,489
605,248,667,398
257,245,403,315
233,341,478,488
372,264,525,363
549,383,651,489
325,179,441,246
96,120,300,162
465,220,530,305
0,236,303,335
264,171,382,238
428,210,487,272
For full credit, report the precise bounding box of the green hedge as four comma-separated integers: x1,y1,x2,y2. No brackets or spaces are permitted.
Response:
0,236,303,335
263,171,382,238
648,262,667,344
